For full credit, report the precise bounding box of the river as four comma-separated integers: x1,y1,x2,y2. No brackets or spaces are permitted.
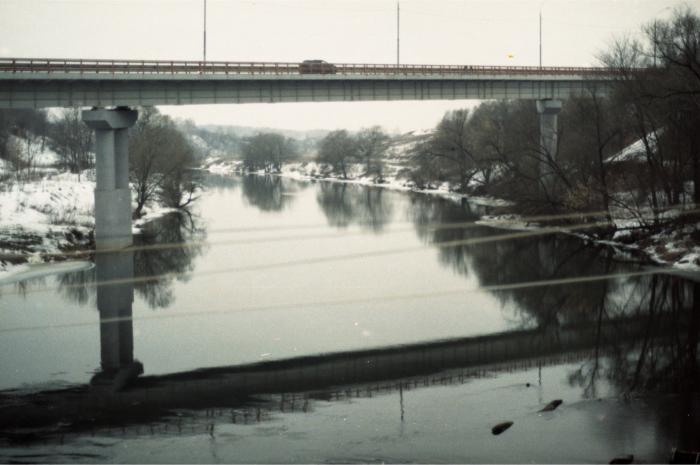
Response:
0,174,698,463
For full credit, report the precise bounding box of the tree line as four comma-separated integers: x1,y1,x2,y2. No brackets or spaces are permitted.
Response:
303,7,700,237
236,125,391,182
0,108,91,178
408,6,700,229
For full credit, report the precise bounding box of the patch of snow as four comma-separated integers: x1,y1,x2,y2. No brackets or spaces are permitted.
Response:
606,129,662,164
133,206,179,233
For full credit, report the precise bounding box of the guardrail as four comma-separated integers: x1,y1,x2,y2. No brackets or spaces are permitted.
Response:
0,58,618,76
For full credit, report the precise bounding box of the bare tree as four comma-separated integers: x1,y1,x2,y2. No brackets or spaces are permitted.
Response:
129,107,197,218
241,132,298,172
317,130,357,179
356,126,389,180
50,108,94,179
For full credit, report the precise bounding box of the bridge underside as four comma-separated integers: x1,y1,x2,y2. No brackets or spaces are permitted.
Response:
0,76,607,108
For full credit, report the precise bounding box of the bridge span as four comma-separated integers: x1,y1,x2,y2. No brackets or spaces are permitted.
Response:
0,58,613,108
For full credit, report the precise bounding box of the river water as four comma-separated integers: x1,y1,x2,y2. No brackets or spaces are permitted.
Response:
0,174,698,463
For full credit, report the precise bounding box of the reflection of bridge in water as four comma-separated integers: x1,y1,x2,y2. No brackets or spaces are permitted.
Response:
0,261,679,440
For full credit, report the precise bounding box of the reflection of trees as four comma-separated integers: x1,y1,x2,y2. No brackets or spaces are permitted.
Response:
241,175,300,212
409,192,699,447
133,211,206,309
57,266,95,305
316,183,394,232
205,173,240,192
408,193,628,330
568,276,699,394
409,195,481,277
57,210,205,310
317,183,354,228
566,277,700,450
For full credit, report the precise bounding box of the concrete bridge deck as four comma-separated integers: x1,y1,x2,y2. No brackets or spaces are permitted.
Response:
0,58,615,108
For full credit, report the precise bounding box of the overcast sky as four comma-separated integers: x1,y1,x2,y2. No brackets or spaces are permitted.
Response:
1,0,695,132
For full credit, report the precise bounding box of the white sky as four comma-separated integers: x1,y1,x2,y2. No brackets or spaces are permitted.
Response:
1,0,695,132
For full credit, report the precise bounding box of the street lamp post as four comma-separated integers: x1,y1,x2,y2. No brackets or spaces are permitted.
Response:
539,9,542,68
397,1,400,66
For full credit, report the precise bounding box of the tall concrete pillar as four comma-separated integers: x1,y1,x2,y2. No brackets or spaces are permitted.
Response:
536,99,562,190
82,108,138,250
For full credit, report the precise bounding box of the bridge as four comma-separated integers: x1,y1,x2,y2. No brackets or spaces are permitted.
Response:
0,58,618,249
0,58,613,108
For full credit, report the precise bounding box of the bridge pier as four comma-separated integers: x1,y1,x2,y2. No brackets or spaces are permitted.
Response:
82,107,138,250
536,99,562,192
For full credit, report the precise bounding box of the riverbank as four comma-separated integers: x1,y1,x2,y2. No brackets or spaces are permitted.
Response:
0,169,177,279
206,158,512,208
205,158,700,272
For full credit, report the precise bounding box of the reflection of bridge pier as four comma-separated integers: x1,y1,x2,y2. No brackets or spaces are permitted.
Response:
91,250,142,387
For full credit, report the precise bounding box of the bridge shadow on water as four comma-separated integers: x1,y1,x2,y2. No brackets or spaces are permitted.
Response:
1,252,698,452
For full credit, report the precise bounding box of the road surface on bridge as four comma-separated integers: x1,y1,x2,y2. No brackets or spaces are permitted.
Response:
0,58,615,108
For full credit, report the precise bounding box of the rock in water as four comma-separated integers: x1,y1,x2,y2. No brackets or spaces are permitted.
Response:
609,454,633,464
540,399,563,412
491,421,513,435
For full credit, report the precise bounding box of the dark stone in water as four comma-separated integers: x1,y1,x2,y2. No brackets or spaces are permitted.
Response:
491,421,513,435
540,399,563,412
609,454,633,464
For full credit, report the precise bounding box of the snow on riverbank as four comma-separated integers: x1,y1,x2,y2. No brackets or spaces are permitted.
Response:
479,210,700,272
0,169,178,277
204,158,512,208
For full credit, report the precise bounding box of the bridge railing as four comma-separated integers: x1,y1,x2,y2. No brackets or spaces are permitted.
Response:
0,58,618,77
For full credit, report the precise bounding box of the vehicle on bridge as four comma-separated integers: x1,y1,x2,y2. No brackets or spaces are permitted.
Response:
299,59,337,74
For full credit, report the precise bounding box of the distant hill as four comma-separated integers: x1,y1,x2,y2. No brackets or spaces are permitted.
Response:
200,125,330,140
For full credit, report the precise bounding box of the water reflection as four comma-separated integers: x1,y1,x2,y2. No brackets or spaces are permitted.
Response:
94,250,136,378
407,194,631,330
2,177,699,461
240,175,302,212
1,283,697,457
205,172,240,192
133,211,205,309
316,183,394,231
54,211,205,310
